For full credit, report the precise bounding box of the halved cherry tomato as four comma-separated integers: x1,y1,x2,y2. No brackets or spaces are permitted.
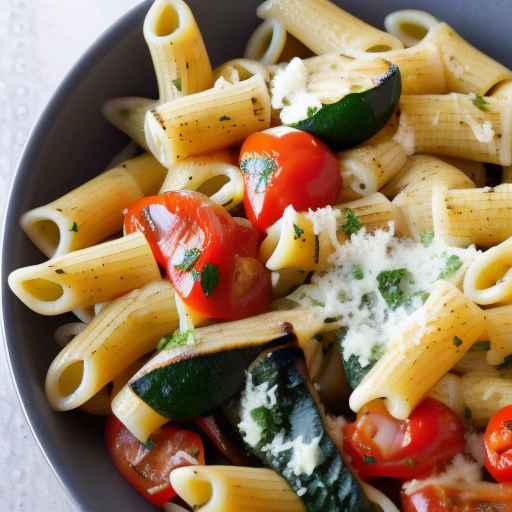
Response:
343,398,465,480
402,482,512,512
240,127,341,231
124,190,271,320
484,404,512,482
105,416,204,507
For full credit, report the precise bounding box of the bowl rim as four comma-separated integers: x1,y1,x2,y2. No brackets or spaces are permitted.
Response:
0,1,151,509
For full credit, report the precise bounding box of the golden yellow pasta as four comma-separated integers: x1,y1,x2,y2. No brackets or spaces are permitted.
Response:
428,373,465,417
244,19,287,65
486,304,512,365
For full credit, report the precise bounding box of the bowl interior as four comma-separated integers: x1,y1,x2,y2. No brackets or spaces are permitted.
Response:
2,0,512,510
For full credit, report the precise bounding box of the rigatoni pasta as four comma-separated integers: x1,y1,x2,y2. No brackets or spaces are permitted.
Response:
244,19,287,65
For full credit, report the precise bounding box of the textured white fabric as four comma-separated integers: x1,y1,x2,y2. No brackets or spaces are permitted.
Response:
0,1,142,510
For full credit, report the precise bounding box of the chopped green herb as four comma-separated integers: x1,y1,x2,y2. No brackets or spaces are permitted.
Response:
370,344,384,361
157,329,194,351
240,155,277,193
498,354,512,370
307,105,319,118
174,248,201,272
219,115,231,121
251,406,282,439
172,78,182,92
420,230,434,247
377,268,410,309
282,97,291,106
452,336,463,348
410,290,430,304
439,254,462,279
55,269,65,274
201,263,219,296
70,222,79,232
293,223,304,239
311,298,325,308
363,455,376,464
471,340,490,352
144,439,156,450
341,209,362,236
191,269,201,282
352,264,364,280
472,94,489,112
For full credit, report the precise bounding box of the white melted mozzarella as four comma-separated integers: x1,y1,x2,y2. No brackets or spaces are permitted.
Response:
288,224,478,367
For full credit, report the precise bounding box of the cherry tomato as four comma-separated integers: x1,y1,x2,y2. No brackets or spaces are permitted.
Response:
343,398,465,480
240,127,341,231
484,404,512,482
124,190,271,320
105,416,204,507
402,483,512,512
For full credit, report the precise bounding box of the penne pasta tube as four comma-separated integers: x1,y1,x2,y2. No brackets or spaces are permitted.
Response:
261,193,404,271
453,349,492,374
213,59,270,85
337,140,408,199
171,465,305,512
21,153,166,257
45,280,179,411
111,385,168,442
486,304,512,365
159,150,244,210
383,154,475,199
277,33,313,63
384,9,439,47
491,80,512,101
143,0,212,102
424,23,512,94
8,232,160,315
257,0,403,56
396,94,512,165
428,373,465,417
439,156,487,187
463,235,512,305
145,75,271,167
349,280,486,419
102,97,156,150
353,43,447,95
244,19,287,65
462,370,512,426
433,185,512,248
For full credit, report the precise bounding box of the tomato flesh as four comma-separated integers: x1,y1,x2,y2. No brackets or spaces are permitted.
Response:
124,190,271,320
402,484,512,512
484,404,512,482
343,398,465,480
105,416,204,507
240,127,341,231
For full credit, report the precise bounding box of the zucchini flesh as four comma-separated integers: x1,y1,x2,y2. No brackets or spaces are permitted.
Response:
237,347,376,512
131,347,261,419
293,64,401,150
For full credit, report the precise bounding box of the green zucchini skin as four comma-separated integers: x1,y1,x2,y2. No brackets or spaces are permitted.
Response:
293,64,401,150
239,347,376,512
130,347,261,419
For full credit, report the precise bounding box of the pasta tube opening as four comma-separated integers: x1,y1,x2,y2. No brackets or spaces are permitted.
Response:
384,10,439,47
153,1,180,36
21,278,64,302
244,19,287,65
58,360,85,396
171,468,214,509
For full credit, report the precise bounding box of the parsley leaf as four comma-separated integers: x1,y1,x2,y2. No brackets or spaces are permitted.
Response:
363,455,376,464
377,268,410,309
191,269,201,282
471,340,490,351
70,222,79,232
293,223,304,239
240,155,277,193
201,263,219,296
307,105,319,118
352,264,364,280
420,230,434,247
452,336,463,347
144,439,156,450
341,209,362,236
174,248,201,272
472,94,489,112
172,78,182,92
498,354,512,370
157,329,194,351
219,115,231,121
439,254,462,279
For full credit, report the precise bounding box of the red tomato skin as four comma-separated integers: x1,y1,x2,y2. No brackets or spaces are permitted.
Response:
124,191,271,320
484,405,512,482
343,398,465,480
240,128,341,231
105,416,204,507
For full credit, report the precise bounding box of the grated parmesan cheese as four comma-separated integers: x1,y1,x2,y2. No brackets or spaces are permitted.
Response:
287,223,478,367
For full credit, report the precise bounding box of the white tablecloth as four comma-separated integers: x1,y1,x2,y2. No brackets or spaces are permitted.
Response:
0,1,142,509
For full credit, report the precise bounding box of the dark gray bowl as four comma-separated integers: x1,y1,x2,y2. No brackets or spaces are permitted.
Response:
2,1,512,510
